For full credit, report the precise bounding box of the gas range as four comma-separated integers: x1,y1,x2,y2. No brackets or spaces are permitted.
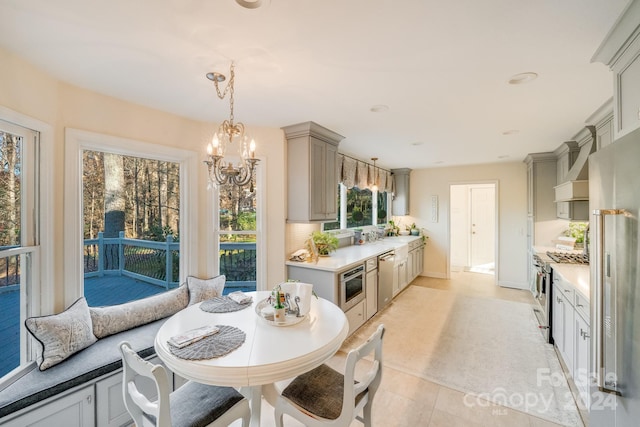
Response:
545,251,589,265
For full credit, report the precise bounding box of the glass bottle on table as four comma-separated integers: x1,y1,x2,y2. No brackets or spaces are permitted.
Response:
273,291,286,324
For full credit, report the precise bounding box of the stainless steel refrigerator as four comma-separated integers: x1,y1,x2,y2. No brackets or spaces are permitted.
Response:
589,128,640,426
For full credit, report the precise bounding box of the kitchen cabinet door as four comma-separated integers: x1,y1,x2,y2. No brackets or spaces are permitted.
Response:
391,168,411,216
2,386,95,427
574,313,590,409
592,1,640,138
365,268,377,320
552,284,565,354
552,281,575,374
283,122,344,222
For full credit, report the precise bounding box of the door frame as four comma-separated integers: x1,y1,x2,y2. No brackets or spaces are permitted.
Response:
448,180,499,283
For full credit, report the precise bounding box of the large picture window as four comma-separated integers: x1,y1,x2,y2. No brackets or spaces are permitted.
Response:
64,129,198,308
214,174,259,292
82,151,181,306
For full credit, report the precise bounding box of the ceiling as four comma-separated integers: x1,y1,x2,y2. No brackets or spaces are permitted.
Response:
0,0,630,169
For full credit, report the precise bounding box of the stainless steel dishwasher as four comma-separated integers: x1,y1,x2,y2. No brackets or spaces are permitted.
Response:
377,251,395,311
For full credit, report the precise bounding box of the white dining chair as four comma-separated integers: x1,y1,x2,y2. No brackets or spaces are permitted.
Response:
274,324,385,427
119,341,250,427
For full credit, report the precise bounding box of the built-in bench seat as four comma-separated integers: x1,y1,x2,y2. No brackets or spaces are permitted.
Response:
0,275,226,424
0,318,164,418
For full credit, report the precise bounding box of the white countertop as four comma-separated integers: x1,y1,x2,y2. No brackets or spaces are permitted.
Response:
533,245,584,256
286,235,423,272
551,263,590,301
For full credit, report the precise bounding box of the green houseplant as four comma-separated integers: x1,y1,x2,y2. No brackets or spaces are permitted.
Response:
307,231,339,256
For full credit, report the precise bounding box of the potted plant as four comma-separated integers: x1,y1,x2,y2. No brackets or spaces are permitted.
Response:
307,231,339,256
387,220,400,236
409,223,420,236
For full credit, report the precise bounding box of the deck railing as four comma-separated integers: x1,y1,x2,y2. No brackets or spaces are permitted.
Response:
83,232,256,290
0,245,20,290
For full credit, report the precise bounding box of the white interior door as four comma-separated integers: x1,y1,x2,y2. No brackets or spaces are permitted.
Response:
470,186,495,268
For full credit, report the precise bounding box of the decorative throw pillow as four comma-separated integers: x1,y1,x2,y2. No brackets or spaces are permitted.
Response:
25,297,98,371
90,285,189,339
187,275,226,305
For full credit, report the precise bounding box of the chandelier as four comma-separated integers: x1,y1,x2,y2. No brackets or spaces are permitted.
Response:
204,62,259,189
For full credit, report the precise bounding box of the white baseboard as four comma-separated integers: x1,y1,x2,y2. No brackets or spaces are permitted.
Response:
498,280,528,290
423,271,448,279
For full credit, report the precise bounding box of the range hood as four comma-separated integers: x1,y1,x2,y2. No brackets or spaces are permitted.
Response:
555,126,596,202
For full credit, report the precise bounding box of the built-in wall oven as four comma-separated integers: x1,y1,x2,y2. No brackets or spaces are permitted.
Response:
340,264,365,312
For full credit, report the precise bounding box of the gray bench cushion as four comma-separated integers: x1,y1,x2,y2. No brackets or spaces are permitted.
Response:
0,318,166,418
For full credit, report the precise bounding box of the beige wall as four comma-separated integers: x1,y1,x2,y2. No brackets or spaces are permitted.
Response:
0,47,286,311
403,162,528,289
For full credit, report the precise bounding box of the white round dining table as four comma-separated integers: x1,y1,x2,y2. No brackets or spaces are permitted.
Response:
154,291,349,427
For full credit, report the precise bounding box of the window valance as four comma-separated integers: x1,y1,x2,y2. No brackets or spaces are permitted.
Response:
338,155,394,192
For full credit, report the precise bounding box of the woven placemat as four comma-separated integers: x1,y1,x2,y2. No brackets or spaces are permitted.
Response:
200,296,252,313
168,325,245,360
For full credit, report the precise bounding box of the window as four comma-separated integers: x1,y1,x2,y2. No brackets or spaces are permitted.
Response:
214,172,260,293
324,184,389,230
82,151,181,306
64,129,198,308
0,119,38,378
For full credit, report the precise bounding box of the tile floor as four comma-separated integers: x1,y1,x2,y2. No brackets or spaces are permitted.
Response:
239,272,577,427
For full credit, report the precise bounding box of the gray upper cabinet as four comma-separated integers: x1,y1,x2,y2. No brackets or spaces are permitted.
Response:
596,111,614,151
391,168,411,216
283,121,344,222
592,1,640,139
524,153,556,221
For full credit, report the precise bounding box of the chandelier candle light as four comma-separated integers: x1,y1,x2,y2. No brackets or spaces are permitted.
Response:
204,62,259,189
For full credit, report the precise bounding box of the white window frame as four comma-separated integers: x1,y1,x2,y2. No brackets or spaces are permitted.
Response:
63,129,198,306
210,155,266,290
0,106,54,382
331,184,391,230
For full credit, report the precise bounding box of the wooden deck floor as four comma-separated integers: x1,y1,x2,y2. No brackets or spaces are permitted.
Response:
0,276,255,377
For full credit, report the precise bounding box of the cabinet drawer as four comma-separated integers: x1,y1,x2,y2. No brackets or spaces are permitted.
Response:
553,277,574,305
345,300,366,336
574,292,589,323
365,257,377,271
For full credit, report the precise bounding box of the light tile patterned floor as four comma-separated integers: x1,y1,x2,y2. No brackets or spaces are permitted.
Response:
234,272,579,427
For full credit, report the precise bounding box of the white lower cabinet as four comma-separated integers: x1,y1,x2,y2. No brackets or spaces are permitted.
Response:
552,271,591,409
574,312,591,409
365,267,377,320
345,299,366,336
2,386,95,427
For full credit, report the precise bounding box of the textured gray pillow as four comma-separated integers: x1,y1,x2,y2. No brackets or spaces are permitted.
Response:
90,285,188,339
25,297,98,371
187,275,226,305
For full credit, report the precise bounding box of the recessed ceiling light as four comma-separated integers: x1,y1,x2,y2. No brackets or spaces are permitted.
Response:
502,129,520,135
410,141,423,146
235,0,269,9
498,155,510,159
508,72,538,85
370,105,389,113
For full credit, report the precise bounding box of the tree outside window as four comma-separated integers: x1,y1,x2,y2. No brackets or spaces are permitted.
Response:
324,184,389,230
82,151,181,306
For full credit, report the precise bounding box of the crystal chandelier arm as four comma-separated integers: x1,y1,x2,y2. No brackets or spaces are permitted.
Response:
206,156,230,185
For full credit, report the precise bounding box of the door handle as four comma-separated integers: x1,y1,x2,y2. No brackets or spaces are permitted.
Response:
593,208,624,396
